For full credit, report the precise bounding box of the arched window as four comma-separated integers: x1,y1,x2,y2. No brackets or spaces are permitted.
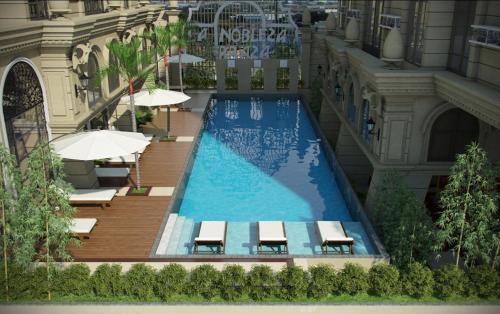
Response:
428,108,479,162
2,61,48,170
347,83,356,124
107,45,120,92
87,53,102,108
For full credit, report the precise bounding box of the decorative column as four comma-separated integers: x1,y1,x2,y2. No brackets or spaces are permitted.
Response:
300,8,312,89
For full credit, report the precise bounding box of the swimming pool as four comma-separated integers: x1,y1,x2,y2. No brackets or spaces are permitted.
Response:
153,95,378,256
178,96,352,222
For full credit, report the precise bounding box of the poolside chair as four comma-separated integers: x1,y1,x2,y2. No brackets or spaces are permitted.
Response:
316,221,354,255
69,189,116,209
194,221,226,254
69,218,97,240
257,221,288,254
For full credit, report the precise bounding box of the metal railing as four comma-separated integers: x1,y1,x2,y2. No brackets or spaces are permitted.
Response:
28,0,49,20
84,0,105,15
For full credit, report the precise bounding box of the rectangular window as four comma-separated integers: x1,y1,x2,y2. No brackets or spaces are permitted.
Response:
276,68,290,90
251,68,264,90
224,68,238,90
362,0,385,58
84,0,105,15
28,0,49,20
406,0,428,65
447,1,476,76
124,0,129,9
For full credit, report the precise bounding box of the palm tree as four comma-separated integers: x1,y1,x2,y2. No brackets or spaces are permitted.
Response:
146,25,173,89
97,37,153,189
171,20,188,93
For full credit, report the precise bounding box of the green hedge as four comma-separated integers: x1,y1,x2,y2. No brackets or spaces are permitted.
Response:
0,262,498,302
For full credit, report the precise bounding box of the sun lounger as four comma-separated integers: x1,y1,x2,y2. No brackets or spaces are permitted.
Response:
194,221,226,254
69,218,97,240
257,221,288,254
70,189,116,209
95,167,130,178
316,221,354,254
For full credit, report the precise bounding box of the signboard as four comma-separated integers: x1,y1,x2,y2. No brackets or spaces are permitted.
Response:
188,1,300,60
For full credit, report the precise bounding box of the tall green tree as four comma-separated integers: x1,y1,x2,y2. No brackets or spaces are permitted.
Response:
97,37,153,188
146,24,173,89
0,147,21,301
372,170,437,268
15,143,77,300
170,20,188,93
436,142,498,267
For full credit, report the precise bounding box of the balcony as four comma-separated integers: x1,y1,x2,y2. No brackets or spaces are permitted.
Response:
28,0,49,20
469,25,500,50
379,14,400,29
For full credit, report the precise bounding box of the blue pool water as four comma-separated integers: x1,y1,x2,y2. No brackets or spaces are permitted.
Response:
178,97,352,222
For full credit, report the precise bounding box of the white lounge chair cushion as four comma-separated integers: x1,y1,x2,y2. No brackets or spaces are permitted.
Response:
70,189,116,202
194,221,226,243
70,218,97,234
144,134,154,142
258,221,287,242
95,167,130,178
108,153,138,163
316,221,354,243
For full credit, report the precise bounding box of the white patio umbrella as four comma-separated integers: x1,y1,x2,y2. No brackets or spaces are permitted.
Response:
53,130,150,188
121,89,191,138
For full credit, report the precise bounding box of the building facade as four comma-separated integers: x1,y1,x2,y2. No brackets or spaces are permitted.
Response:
0,0,179,172
301,0,500,212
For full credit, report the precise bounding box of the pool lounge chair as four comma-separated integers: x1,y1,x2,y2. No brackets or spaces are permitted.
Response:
257,221,288,254
69,218,97,240
316,221,354,255
70,189,116,209
95,167,130,178
194,221,226,254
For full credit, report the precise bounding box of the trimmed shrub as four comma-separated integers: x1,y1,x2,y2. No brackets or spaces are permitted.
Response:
219,265,246,301
156,263,188,301
123,263,156,300
0,263,32,300
337,263,369,296
368,264,400,297
29,266,54,300
276,266,309,300
91,264,123,297
433,265,467,298
189,265,220,299
401,262,434,298
466,265,499,298
54,264,91,296
247,265,277,301
308,264,337,299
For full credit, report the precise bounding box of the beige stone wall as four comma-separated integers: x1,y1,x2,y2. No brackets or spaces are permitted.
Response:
0,1,174,143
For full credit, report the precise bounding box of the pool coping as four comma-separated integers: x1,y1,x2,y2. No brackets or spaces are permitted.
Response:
149,93,389,261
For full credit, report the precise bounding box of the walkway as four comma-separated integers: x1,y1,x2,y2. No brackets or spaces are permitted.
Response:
1,305,498,314
69,92,210,261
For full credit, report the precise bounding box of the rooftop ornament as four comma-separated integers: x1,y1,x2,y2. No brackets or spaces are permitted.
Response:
302,8,311,26
326,12,337,32
381,27,404,69
344,17,359,46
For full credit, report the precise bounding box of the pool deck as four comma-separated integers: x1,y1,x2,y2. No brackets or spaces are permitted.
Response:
69,93,208,261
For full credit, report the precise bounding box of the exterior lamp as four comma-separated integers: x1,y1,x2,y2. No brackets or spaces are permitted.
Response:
367,117,376,134
335,83,341,96
74,73,89,97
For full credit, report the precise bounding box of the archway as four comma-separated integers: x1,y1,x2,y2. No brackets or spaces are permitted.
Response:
427,108,479,162
0,59,50,170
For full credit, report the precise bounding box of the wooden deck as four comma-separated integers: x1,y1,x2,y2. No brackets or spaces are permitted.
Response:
69,106,204,261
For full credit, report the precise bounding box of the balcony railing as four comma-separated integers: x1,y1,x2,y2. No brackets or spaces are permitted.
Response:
470,25,500,50
28,0,49,20
84,0,105,15
379,14,401,29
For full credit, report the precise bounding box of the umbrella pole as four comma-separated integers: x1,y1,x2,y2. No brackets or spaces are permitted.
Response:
166,106,171,138
129,79,141,189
